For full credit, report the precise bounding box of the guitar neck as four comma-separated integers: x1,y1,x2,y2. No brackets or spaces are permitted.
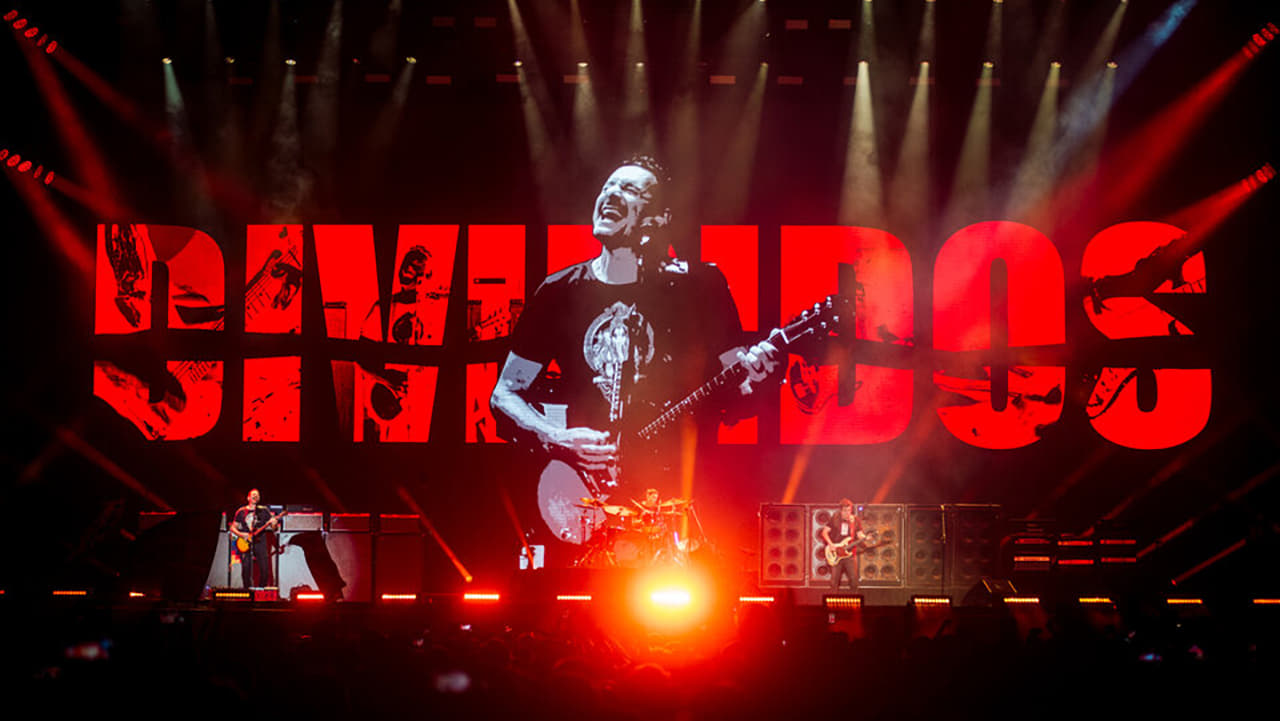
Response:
636,329,794,442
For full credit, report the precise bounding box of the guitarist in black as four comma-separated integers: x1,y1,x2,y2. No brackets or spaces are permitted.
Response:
231,489,279,588
491,155,781,543
821,499,865,590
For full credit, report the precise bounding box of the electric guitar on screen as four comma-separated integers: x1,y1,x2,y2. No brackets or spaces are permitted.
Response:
538,295,851,544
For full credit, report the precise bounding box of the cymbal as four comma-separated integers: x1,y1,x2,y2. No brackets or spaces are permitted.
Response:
578,497,604,507
601,505,635,516
658,498,690,507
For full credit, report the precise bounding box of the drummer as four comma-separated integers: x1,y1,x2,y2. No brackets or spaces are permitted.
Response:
638,488,663,529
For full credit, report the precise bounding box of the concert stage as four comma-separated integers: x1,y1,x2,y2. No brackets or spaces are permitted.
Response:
5,3,1280,716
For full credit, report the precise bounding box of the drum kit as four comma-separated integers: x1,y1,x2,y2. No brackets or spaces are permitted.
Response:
570,495,706,569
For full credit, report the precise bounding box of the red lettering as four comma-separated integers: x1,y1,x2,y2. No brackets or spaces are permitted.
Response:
315,225,454,441
933,222,1064,449
468,226,525,341
466,362,505,443
243,356,300,441
780,226,913,444
702,225,760,444
93,224,225,439
332,361,438,442
1082,222,1211,448
245,225,303,334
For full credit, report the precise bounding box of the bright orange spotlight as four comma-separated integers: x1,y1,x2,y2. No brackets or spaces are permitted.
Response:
650,588,692,607
631,568,714,633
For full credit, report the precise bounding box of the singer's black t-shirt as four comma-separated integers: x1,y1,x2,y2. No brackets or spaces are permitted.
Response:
509,258,745,432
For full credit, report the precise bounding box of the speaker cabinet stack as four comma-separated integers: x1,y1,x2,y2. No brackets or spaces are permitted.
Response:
905,505,946,590
374,514,426,599
856,504,905,586
758,503,1005,594
946,504,1004,596
759,504,808,586
807,505,841,586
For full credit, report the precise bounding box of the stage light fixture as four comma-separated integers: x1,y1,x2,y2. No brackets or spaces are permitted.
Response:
285,58,296,66
824,595,863,610
556,594,592,602
12,16,25,28
513,60,522,67
1107,61,1118,69
983,61,994,69
636,61,644,68
213,591,252,601
405,56,416,64
577,61,588,68
380,593,417,601
225,56,234,64
161,57,172,65
52,590,89,597
3,10,18,22
462,592,500,602
1051,61,1061,68
910,595,952,607
128,591,146,598
295,592,325,601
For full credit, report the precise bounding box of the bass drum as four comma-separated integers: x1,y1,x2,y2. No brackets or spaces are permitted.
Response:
610,531,653,568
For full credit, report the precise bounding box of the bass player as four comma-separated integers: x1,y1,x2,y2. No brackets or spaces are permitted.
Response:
821,499,868,590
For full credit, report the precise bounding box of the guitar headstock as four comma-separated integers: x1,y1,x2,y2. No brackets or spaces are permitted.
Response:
778,294,852,346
